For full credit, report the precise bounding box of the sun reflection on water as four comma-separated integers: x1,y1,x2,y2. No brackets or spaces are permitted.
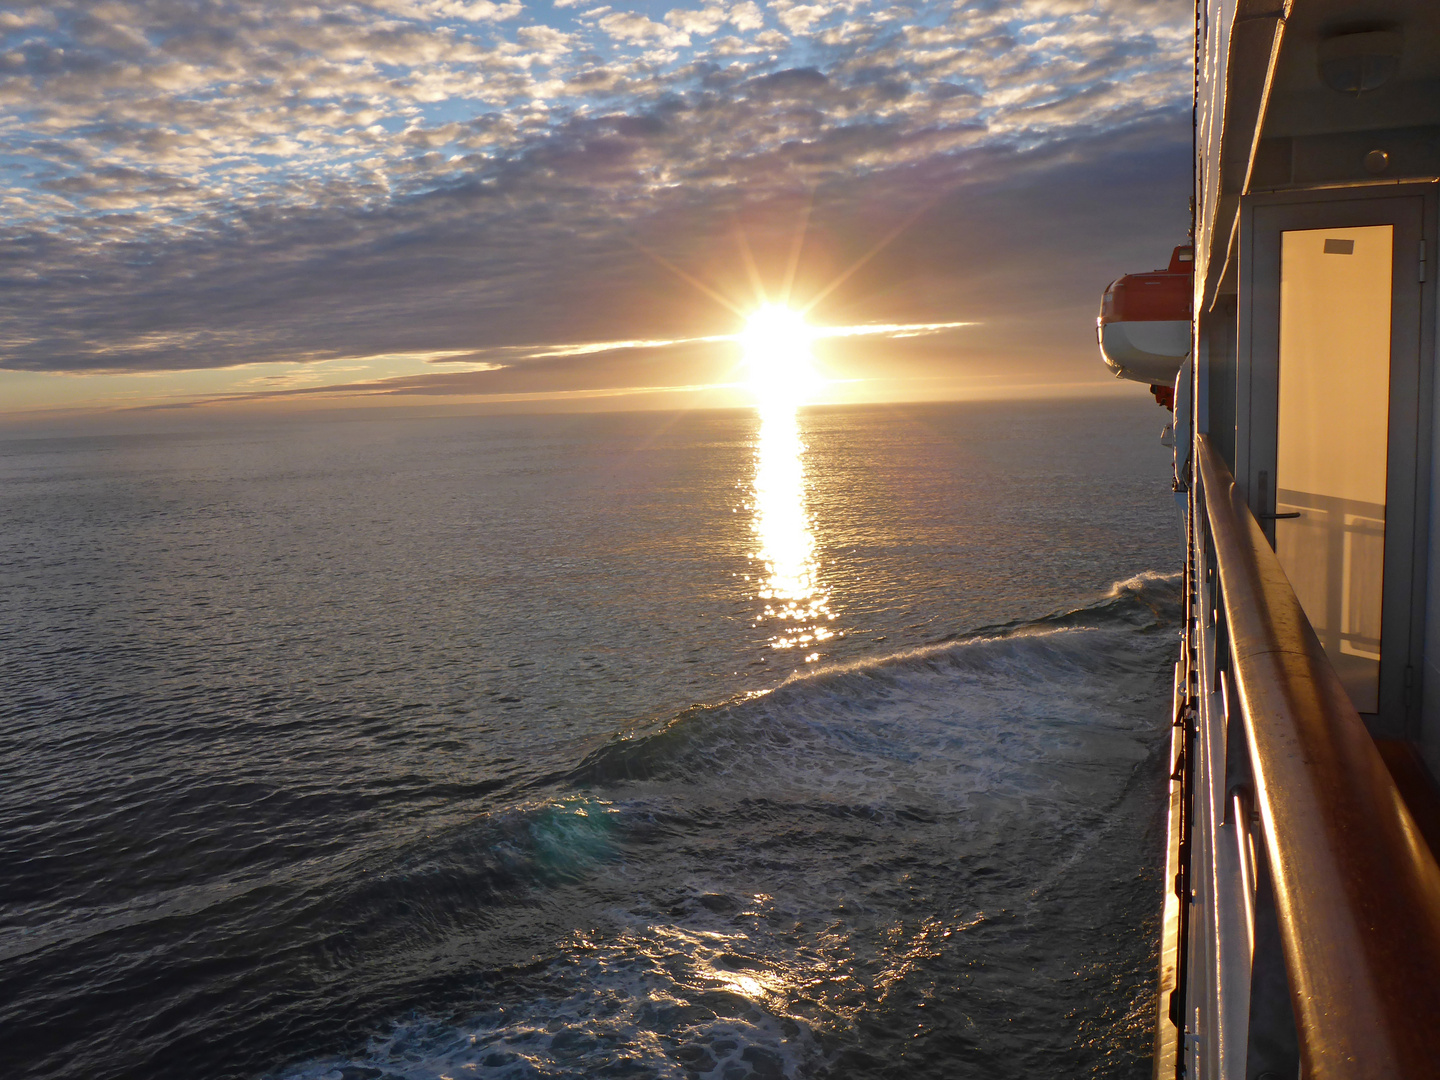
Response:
743,308,833,656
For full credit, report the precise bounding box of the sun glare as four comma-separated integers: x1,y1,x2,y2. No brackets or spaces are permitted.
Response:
744,303,834,659
739,304,821,411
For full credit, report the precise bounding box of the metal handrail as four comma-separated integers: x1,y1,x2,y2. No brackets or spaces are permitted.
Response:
1196,434,1440,1077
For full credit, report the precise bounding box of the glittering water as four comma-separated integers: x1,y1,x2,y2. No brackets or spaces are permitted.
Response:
750,404,832,655
0,398,1180,1080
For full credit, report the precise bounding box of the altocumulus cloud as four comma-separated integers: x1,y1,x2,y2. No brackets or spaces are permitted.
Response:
0,0,1193,399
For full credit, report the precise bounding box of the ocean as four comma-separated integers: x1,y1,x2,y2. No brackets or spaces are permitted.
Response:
0,397,1181,1079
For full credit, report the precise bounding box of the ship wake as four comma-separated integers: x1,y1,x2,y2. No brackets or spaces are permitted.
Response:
270,572,1181,1080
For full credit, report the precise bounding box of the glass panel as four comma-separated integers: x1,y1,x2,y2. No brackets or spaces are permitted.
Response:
1275,224,1392,713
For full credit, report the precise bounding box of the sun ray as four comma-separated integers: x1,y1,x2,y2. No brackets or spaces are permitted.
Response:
800,189,956,316
732,221,770,309
779,189,815,308
624,236,748,317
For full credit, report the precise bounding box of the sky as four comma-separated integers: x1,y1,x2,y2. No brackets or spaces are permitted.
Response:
0,0,1193,424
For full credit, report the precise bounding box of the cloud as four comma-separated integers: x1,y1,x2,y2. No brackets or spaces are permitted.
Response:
729,2,765,31
664,5,729,36
414,0,525,20
771,1,832,34
0,0,1195,408
598,11,691,48
126,316,978,410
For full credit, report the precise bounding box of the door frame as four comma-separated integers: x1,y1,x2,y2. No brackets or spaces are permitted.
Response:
1236,184,1436,736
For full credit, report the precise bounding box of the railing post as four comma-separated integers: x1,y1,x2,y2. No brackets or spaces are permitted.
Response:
1245,824,1299,1079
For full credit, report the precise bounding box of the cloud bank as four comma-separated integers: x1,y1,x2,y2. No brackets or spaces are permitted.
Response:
0,0,1193,407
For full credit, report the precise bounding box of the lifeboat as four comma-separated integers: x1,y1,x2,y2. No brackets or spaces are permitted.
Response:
1097,245,1193,390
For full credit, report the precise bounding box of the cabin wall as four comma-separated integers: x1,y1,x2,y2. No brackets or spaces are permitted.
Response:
1196,0,1440,756
1178,5,1440,1077
1414,187,1439,767
1424,318,1440,777
1200,297,1237,471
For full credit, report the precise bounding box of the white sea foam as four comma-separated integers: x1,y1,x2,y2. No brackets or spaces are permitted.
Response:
273,920,823,1079
576,572,1180,818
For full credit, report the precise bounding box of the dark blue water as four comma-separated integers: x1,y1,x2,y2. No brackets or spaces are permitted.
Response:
0,398,1180,1079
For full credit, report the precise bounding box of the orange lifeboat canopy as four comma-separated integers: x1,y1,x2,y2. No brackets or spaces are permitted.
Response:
1097,245,1193,387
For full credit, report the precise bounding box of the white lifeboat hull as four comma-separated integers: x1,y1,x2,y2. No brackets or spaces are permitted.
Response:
1097,319,1190,386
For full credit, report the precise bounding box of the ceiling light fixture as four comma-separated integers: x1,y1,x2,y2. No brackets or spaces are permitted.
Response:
1317,29,1403,95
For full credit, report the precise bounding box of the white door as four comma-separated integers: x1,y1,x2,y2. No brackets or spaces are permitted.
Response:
1274,225,1392,713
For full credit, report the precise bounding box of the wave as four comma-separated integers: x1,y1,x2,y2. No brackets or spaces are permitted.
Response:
566,571,1181,796
282,575,1182,930
264,573,1180,1080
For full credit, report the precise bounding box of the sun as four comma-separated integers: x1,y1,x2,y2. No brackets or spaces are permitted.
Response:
739,304,822,410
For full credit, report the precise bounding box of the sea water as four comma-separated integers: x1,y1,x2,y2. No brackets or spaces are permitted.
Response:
0,398,1181,1079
